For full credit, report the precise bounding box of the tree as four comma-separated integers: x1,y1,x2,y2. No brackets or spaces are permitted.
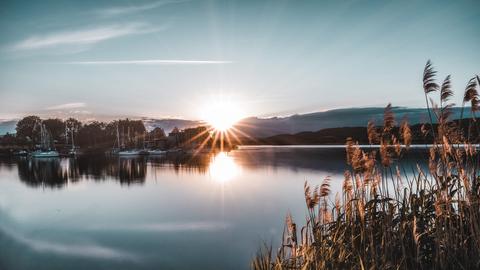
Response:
77,121,106,147
16,115,41,143
43,118,64,142
65,118,82,131
150,127,166,139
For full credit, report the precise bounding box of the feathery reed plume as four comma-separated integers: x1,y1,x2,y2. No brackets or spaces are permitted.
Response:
380,142,391,167
383,103,395,134
367,121,379,145
423,60,438,140
320,176,331,197
400,118,412,148
461,77,478,118
343,171,353,195
440,75,453,103
423,60,439,94
304,181,319,209
439,75,454,134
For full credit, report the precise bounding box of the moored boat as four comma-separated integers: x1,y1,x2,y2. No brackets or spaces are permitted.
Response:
31,150,60,158
118,149,141,156
31,122,59,158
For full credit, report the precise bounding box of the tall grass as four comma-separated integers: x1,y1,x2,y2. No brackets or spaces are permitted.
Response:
252,62,480,270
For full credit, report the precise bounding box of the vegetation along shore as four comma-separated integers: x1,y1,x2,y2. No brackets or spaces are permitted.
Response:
252,62,480,269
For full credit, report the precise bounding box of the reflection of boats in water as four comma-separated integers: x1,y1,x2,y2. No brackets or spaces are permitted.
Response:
31,150,60,158
8,151,219,188
147,149,166,155
12,150,28,156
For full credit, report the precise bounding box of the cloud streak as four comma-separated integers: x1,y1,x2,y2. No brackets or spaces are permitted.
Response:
45,102,86,110
97,0,189,17
67,59,233,65
86,221,229,232
0,224,138,262
12,23,160,50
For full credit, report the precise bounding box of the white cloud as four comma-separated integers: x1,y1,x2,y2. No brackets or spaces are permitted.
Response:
45,102,86,110
67,59,233,65
97,0,188,17
12,23,159,50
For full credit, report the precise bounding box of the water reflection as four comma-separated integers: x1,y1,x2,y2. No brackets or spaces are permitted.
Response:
17,158,68,188
208,152,241,183
0,147,433,270
1,148,431,189
9,154,216,188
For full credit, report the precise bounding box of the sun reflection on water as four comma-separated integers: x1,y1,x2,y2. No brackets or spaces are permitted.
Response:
208,152,241,183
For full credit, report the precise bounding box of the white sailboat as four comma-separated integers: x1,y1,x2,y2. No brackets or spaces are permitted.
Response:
31,123,59,158
65,122,78,156
115,124,140,156
118,149,142,156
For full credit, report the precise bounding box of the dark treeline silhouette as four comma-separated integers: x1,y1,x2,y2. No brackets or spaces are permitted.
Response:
0,116,213,152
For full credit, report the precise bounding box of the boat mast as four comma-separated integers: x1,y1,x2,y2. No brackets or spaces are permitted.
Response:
65,123,69,146
71,125,75,150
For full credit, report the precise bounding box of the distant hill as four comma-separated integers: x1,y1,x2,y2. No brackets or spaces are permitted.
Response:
0,107,469,137
142,118,203,133
234,107,465,138
0,120,17,135
251,118,480,145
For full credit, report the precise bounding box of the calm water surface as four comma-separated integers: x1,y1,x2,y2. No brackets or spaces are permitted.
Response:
0,147,429,270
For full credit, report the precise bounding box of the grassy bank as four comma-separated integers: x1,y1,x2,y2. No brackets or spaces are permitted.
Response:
252,62,480,269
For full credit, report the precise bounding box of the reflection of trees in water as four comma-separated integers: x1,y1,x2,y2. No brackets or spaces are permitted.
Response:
9,154,213,188
17,158,68,188
108,158,147,185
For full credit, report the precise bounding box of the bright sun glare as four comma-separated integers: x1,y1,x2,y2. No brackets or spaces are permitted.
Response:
202,99,244,132
209,152,241,182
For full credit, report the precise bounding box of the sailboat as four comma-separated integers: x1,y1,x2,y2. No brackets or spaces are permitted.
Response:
115,124,140,156
31,123,59,158
66,123,78,156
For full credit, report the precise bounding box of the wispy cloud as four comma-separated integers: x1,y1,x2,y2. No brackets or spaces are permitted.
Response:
12,23,160,50
86,221,229,232
96,0,188,17
67,59,233,65
0,224,138,261
45,102,86,110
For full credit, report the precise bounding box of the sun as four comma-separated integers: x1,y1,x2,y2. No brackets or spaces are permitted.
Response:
201,99,244,132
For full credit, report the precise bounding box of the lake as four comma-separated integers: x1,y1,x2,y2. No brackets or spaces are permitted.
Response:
0,146,430,270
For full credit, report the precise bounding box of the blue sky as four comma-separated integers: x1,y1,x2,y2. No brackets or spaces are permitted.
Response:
0,0,479,120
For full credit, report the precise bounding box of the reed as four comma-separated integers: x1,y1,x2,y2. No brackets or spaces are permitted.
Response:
252,62,480,270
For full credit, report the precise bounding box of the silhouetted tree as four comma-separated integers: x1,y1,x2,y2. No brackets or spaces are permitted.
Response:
43,118,64,142
16,115,41,143
77,121,107,147
150,127,166,139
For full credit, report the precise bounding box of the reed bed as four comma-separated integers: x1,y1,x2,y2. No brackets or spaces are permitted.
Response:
252,62,480,270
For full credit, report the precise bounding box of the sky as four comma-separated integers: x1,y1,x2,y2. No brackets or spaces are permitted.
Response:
0,0,479,121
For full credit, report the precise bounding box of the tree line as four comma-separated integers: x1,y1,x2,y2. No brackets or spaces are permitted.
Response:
0,116,214,151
